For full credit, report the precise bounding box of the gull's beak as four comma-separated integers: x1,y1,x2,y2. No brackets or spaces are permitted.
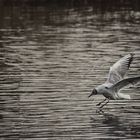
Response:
88,89,97,98
88,93,93,98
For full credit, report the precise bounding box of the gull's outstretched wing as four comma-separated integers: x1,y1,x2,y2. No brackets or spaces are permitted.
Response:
111,76,140,92
106,54,133,85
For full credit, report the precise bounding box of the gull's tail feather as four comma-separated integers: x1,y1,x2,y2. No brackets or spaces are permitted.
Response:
118,93,131,100
111,76,140,92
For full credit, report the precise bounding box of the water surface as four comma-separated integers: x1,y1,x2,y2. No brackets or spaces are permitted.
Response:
0,2,140,140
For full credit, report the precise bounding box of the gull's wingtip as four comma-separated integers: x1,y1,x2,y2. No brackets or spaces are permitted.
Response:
121,53,134,59
127,53,134,68
129,53,134,57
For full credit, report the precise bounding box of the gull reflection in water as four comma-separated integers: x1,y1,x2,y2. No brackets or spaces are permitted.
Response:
90,111,140,138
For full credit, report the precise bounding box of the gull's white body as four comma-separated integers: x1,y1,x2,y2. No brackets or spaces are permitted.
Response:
96,83,131,100
90,54,140,101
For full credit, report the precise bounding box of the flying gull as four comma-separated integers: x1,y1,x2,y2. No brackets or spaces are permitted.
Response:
89,54,140,108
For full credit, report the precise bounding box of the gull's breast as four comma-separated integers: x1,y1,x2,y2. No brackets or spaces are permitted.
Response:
103,92,116,100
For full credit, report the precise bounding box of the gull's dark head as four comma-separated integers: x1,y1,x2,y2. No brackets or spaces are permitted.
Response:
88,88,97,98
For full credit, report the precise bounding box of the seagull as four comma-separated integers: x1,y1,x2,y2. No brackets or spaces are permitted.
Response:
89,54,140,109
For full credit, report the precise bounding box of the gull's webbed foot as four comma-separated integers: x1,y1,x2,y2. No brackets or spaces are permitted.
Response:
96,102,101,106
96,108,104,114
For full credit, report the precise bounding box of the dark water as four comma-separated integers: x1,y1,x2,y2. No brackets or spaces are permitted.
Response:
0,2,140,140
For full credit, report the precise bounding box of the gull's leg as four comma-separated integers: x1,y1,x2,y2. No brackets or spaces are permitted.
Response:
99,98,110,109
96,98,107,106
96,108,104,114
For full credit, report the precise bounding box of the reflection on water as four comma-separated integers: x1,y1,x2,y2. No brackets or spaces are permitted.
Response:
91,111,140,139
0,1,140,139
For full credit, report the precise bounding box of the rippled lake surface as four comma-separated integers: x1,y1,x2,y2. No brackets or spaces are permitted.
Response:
0,2,140,140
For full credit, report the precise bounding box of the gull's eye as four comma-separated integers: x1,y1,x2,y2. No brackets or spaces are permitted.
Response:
105,87,109,89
